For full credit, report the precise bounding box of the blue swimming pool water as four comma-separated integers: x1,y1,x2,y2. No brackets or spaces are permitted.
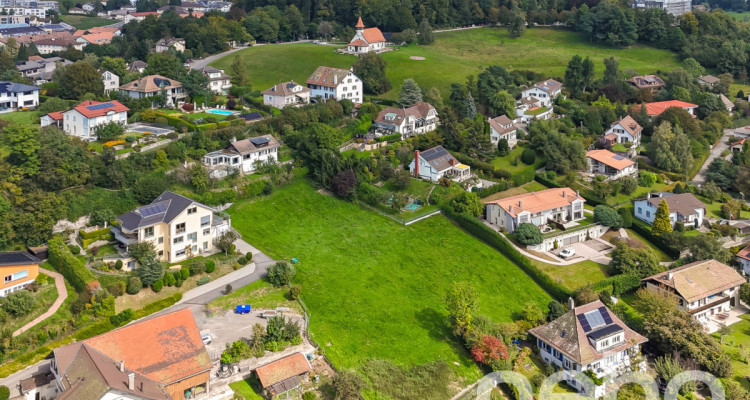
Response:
206,109,234,116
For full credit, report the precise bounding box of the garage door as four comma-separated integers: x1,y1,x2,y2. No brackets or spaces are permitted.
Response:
562,236,579,246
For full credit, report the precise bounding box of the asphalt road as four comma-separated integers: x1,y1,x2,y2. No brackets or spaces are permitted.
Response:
692,128,734,186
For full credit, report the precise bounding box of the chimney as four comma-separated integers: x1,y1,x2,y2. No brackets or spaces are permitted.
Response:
576,190,580,197
509,205,513,213
659,192,663,198
567,297,575,310
647,192,651,199
128,373,135,391
563,191,566,199
518,200,523,208
119,360,125,372
334,74,338,85
450,159,456,166
414,150,420,178
667,270,674,281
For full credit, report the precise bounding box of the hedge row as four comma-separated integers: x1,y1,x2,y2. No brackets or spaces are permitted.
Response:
155,112,195,131
636,159,684,182
443,209,572,301
511,165,536,186
452,152,511,180
477,181,510,198
79,227,111,240
534,173,562,188
196,122,218,132
82,233,114,249
630,218,681,259
48,236,97,293
375,133,402,143
588,274,642,296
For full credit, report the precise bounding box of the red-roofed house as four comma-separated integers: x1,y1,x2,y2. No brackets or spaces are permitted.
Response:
51,308,212,400
731,138,746,153
586,149,637,180
485,187,586,233
40,110,63,128
346,17,387,54
737,244,750,274
642,100,698,117
255,352,311,398
60,100,129,140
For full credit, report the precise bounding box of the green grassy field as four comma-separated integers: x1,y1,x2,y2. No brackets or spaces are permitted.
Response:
0,111,40,124
60,15,115,30
726,11,750,21
212,27,682,100
228,180,552,386
532,259,609,291
713,313,750,390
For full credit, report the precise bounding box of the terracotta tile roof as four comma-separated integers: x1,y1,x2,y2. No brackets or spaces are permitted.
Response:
732,138,746,147
636,192,705,217
603,133,618,142
362,27,385,43
262,81,310,97
69,100,129,119
374,102,435,125
46,111,63,120
586,149,635,170
255,353,311,389
54,308,211,386
642,100,698,116
28,55,43,61
131,11,159,17
306,66,352,88
737,244,750,261
528,300,647,365
699,75,719,84
78,31,115,44
720,93,734,109
627,75,665,89
489,115,515,135
355,17,364,28
611,115,642,137
348,38,368,47
642,259,746,302
120,75,183,93
485,187,584,218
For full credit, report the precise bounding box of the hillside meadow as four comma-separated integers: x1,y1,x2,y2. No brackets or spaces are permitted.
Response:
212,27,683,100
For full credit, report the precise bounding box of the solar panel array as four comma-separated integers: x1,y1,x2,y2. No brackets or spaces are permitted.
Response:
86,102,114,111
139,203,166,217
250,137,270,148
598,307,613,325
613,155,624,160
578,309,608,333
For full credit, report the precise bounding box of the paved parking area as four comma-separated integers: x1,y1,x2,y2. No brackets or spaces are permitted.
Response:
548,239,615,262
126,122,174,136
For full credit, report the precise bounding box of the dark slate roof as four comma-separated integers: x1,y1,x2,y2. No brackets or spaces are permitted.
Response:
0,81,40,94
117,191,213,231
238,112,263,122
418,145,458,172
0,251,41,267
587,324,623,340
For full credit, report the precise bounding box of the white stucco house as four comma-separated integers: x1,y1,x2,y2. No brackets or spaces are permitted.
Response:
488,115,517,148
155,37,185,53
51,100,129,141
642,259,746,332
515,96,553,124
408,146,471,183
202,135,280,178
586,149,637,180
633,192,705,229
529,299,648,398
0,81,39,112
119,75,186,108
485,187,586,233
520,79,563,107
201,66,231,95
737,245,750,275
100,69,120,95
306,66,363,104
604,115,642,148
346,17,386,54
371,102,438,139
262,81,311,109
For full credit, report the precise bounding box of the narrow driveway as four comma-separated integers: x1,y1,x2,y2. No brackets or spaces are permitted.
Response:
189,46,249,70
13,270,67,337
692,128,733,186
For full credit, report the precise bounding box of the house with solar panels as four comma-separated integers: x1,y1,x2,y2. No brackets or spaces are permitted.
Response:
408,146,471,183
585,149,637,180
52,100,129,140
626,75,665,93
520,79,563,108
528,299,647,398
202,134,280,178
371,102,438,139
112,191,231,264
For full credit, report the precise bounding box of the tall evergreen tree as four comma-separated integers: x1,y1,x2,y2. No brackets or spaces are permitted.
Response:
652,200,673,236
418,18,434,44
399,78,422,108
464,92,476,119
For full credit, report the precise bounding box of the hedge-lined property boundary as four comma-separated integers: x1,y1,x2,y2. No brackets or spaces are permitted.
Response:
48,236,97,293
442,209,572,301
630,218,681,259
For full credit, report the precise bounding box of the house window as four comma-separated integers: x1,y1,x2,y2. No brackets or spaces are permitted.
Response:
646,211,651,218
173,236,184,244
192,245,198,253
175,222,186,234
203,241,208,250
188,232,197,243
175,248,186,257
158,237,164,244
144,226,154,238
637,207,642,215
187,207,197,215
158,250,164,257
201,216,210,227
4,275,10,283
203,228,210,235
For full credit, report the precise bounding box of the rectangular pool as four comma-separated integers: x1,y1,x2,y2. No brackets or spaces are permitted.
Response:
206,109,234,116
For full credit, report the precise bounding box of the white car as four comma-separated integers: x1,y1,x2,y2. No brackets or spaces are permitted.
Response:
200,330,212,345
559,247,576,259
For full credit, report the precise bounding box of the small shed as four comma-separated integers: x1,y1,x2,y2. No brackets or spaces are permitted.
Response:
27,245,48,260
255,352,311,399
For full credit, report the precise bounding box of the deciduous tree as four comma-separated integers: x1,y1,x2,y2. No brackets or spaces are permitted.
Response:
353,53,391,95
444,282,478,337
651,200,673,236
59,61,104,99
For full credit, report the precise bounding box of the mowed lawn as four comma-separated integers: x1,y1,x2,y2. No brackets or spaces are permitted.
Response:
713,313,750,391
213,27,682,100
0,111,40,124
60,15,115,29
229,180,551,381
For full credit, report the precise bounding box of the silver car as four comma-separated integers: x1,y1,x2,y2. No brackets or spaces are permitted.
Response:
559,247,576,259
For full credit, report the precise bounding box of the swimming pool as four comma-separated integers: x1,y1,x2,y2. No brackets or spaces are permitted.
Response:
206,109,235,116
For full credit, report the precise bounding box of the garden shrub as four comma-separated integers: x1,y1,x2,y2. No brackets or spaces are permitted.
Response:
521,148,536,165
237,256,247,265
126,276,142,294
2,290,35,317
154,117,168,125
515,223,543,245
593,205,621,228
110,309,134,327
180,267,190,279
188,260,205,276
290,285,302,299
115,260,123,270
205,260,216,273
267,262,296,287
197,276,211,286
0,385,10,400
166,273,176,286
619,208,633,228
68,245,80,255
302,392,317,400
125,135,137,143
48,236,97,293
152,280,164,292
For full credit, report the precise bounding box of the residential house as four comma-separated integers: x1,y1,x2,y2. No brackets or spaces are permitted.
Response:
408,146,471,183
262,80,311,109
75,30,116,45
33,37,80,53
633,192,705,228
39,110,62,127
520,79,563,107
155,37,185,52
641,100,698,117
626,74,665,92
0,251,41,296
16,56,71,83
112,190,232,263
119,75,186,107
515,95,553,123
202,135,280,178
67,6,85,14
255,353,312,398
720,93,734,114
237,112,264,123
201,66,231,95
127,60,147,74
306,66,363,104
346,17,386,54
737,245,750,275
371,102,439,139
488,115,517,148
604,115,642,148
731,138,746,153
586,149,638,180
642,259,746,332
485,187,586,233
698,74,719,87
54,100,129,140
18,372,57,400
632,0,692,16
0,81,40,111
529,299,647,398
100,69,120,95
51,308,212,399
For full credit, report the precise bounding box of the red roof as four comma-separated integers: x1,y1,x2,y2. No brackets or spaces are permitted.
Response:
362,27,385,43
131,11,158,17
46,111,63,120
738,244,750,260
348,39,368,47
255,353,311,388
71,100,129,118
732,138,746,147
643,100,697,116
355,16,364,29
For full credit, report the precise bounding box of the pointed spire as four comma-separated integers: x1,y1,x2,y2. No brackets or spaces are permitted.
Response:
355,16,365,29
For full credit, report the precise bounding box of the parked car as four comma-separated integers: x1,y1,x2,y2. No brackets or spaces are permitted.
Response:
200,330,212,345
559,247,576,259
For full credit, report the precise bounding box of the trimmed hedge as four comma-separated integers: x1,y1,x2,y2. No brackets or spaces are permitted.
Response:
636,159,683,182
79,226,111,240
452,152,511,180
443,209,572,301
82,233,114,249
196,123,218,132
375,133,402,143
477,181,510,198
534,173,562,188
631,219,680,259
154,112,195,132
48,236,97,293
